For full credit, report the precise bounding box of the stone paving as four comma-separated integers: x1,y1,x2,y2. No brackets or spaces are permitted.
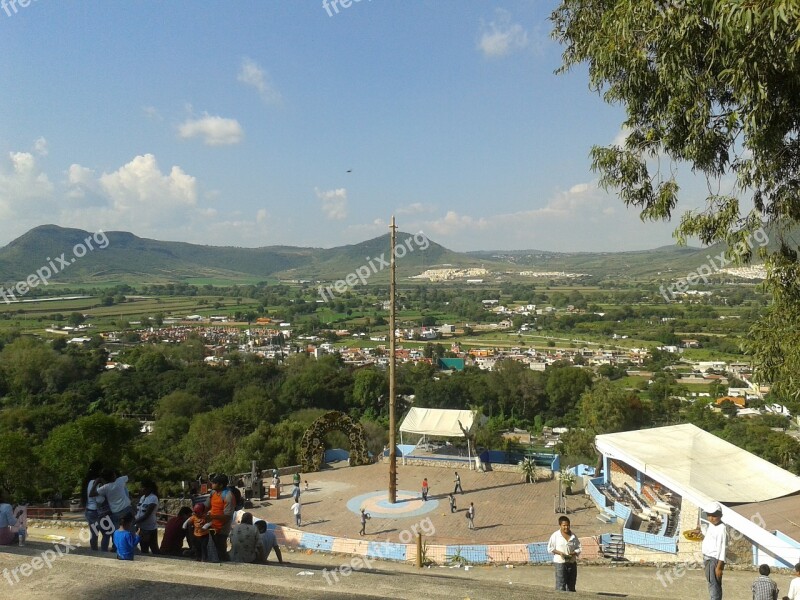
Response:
249,462,620,546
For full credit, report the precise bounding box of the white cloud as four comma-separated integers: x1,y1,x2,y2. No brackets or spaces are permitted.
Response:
142,106,163,121
238,57,282,105
478,9,529,58
0,151,54,220
315,187,348,220
396,202,436,216
256,208,268,224
33,137,48,157
178,114,244,146
98,154,197,212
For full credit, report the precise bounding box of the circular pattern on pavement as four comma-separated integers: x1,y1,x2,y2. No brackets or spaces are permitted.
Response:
347,490,439,519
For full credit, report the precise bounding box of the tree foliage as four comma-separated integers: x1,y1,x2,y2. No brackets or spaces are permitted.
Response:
552,0,800,397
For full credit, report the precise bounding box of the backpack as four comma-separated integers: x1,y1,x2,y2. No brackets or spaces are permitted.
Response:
225,486,244,512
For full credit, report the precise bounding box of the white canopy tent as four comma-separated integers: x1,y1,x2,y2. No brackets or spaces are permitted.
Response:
595,423,800,566
595,423,800,504
399,407,478,467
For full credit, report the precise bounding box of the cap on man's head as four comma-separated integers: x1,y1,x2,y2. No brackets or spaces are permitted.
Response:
705,502,723,516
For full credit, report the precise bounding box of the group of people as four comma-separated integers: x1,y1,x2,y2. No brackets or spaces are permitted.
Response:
419,471,474,530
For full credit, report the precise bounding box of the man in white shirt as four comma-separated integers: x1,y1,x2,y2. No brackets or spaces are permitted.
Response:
697,502,727,600
787,563,800,600
547,515,582,592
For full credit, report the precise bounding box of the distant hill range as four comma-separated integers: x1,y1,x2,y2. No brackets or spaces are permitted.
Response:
0,224,769,286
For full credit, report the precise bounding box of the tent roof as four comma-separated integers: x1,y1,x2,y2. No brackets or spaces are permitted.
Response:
399,407,476,437
595,424,800,504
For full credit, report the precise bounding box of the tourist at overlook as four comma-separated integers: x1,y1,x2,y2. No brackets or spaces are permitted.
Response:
205,474,235,561
93,468,133,551
83,461,111,552
160,506,192,556
693,502,727,600
133,479,160,554
183,503,211,562
113,513,140,561
255,520,283,564
229,512,265,564
547,515,581,592
752,564,779,600
786,562,800,600
0,491,18,546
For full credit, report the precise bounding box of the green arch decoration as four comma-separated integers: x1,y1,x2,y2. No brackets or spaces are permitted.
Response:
300,411,370,472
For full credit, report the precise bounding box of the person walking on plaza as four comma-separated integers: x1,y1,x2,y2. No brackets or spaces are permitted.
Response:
448,493,456,513
547,515,582,592
454,471,463,494
291,498,302,527
787,563,800,600
421,478,429,501
692,502,727,600
752,564,779,600
466,502,475,529
359,508,370,536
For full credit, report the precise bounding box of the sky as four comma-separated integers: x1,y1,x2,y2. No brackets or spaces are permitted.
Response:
0,0,710,253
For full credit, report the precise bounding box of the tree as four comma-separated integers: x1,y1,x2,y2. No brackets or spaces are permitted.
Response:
552,1,800,397
578,379,645,434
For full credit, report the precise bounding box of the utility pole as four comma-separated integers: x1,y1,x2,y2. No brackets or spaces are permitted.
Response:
388,216,397,503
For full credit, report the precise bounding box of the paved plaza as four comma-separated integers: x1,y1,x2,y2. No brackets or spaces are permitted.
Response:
250,462,617,545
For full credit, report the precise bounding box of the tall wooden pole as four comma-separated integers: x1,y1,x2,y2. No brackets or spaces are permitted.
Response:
388,216,397,503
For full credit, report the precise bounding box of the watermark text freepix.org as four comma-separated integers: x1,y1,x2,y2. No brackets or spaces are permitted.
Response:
659,226,768,303
322,517,435,585
2,516,111,587
322,0,370,18
318,231,429,302
2,0,38,18
0,229,110,305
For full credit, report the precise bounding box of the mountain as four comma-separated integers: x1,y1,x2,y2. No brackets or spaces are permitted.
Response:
0,225,468,285
0,224,772,286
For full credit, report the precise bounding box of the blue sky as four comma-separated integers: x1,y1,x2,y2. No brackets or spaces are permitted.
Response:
0,0,702,252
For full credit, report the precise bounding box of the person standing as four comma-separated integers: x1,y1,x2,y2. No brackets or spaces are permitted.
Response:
466,502,475,530
291,499,302,527
83,461,109,552
695,502,727,600
786,563,800,600
205,474,235,561
547,515,582,592
752,564,779,600
134,479,160,554
359,508,370,536
95,469,133,552
421,478,429,501
448,493,456,513
454,471,463,494
0,491,18,546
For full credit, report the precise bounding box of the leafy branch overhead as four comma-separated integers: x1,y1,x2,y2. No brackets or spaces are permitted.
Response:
552,0,800,397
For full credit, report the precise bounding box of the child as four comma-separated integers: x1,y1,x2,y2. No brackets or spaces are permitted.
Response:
291,499,301,527
183,503,211,562
751,564,778,600
304,480,309,492
113,513,140,560
448,493,456,513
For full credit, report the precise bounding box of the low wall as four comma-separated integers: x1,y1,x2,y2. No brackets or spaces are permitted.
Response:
272,523,601,565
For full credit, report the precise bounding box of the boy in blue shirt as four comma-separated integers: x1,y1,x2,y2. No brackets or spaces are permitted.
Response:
113,513,140,560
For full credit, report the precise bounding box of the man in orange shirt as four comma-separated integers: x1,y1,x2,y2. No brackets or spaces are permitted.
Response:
205,474,234,561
